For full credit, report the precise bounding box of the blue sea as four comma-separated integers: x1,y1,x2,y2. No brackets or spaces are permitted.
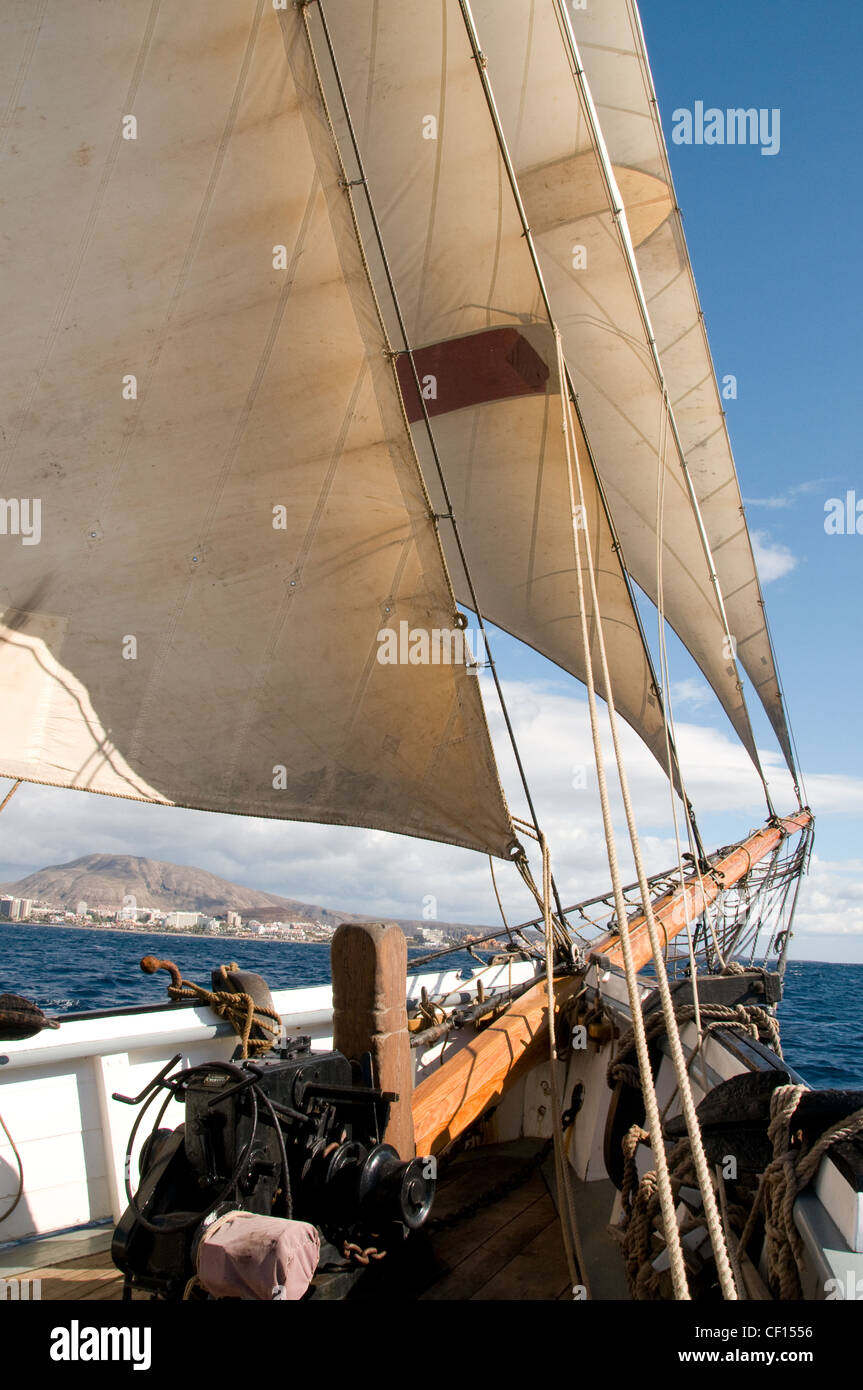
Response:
1,924,860,1090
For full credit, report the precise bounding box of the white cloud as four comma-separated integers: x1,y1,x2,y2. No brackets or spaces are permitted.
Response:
1,679,861,957
751,530,797,583
791,856,863,947
744,479,828,510
669,678,712,711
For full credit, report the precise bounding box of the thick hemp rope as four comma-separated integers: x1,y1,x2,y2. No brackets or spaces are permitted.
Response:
620,1084,863,1300
140,957,280,1058
738,1085,863,1299
541,832,591,1298
557,335,737,1299
554,331,689,1298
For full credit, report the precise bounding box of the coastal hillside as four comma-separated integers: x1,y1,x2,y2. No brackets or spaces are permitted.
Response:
0,853,483,938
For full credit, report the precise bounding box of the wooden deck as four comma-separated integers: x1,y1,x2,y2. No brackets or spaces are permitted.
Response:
13,1141,625,1301
419,1139,573,1300
12,1249,139,1301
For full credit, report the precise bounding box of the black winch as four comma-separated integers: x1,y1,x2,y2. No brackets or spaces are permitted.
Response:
112,1034,435,1299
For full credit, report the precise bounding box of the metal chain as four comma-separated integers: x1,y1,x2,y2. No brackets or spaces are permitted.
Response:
342,1240,387,1267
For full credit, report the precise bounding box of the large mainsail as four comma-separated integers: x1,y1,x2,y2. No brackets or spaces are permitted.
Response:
0,2,517,858
567,0,796,778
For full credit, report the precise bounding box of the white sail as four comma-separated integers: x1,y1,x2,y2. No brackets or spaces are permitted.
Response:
320,0,679,785
0,2,517,858
459,0,771,772
563,0,797,777
314,0,772,776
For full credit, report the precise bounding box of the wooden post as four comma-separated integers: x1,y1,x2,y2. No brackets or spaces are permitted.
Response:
331,921,415,1159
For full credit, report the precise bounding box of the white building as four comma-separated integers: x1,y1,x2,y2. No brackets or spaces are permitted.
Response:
164,911,207,930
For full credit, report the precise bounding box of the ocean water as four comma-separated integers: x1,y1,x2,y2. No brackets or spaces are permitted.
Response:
776,959,863,1090
1,924,860,1090
0,922,478,1013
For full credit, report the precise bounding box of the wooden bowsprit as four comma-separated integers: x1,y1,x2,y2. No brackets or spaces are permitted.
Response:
589,810,812,974
410,811,812,1156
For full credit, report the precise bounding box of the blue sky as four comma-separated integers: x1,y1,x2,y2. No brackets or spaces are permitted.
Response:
2,2,861,963
639,0,863,830
632,1,863,959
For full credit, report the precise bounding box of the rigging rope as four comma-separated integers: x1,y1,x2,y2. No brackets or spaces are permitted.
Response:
555,329,736,1299
551,0,788,817
541,833,590,1297
487,855,510,933
0,780,22,815
653,389,714,1016
553,345,687,1297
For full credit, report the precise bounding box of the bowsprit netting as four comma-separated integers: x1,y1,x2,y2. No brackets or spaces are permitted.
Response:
406,817,814,986
676,818,815,978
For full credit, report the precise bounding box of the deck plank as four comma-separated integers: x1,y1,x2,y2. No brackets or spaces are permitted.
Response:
23,1142,570,1302
22,1257,124,1302
429,1178,547,1269
421,1196,562,1301
469,1218,571,1301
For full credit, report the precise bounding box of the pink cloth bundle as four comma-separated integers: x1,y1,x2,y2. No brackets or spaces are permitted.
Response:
197,1210,321,1300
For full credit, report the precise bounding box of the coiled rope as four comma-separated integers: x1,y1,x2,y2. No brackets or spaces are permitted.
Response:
140,957,280,1058
738,1085,863,1299
609,1001,782,1089
618,1085,863,1301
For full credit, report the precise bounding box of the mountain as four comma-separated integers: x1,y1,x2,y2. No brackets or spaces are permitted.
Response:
0,853,487,938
